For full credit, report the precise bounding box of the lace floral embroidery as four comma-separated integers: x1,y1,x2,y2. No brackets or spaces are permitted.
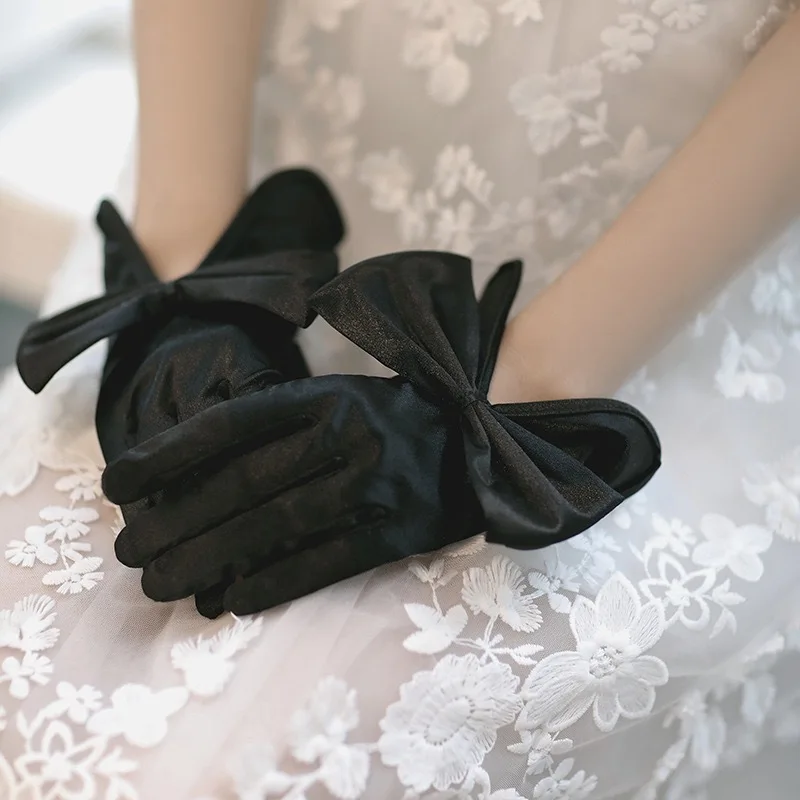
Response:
5,465,107,595
0,614,263,799
396,0,547,105
0,596,58,700
744,447,800,543
358,145,535,264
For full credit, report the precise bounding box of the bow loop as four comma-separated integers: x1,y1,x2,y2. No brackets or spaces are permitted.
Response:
311,251,661,546
310,250,484,405
17,250,337,395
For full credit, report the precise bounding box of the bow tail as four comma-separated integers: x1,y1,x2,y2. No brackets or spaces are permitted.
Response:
462,404,643,548
499,398,661,497
16,290,146,393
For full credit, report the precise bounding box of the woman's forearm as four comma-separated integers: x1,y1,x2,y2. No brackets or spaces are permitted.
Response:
132,0,268,279
490,11,800,403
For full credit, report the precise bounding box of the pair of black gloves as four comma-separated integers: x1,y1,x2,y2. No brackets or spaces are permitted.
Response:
17,169,660,619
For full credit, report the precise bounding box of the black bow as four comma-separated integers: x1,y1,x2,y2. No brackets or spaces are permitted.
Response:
16,248,338,395
309,251,661,547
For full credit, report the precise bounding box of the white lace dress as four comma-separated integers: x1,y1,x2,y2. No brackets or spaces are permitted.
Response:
2,2,800,798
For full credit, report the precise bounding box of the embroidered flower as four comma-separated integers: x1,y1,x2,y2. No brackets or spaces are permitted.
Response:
509,63,603,156
600,127,670,186
427,56,472,106
639,554,715,630
536,163,599,240
358,150,415,212
508,729,574,777
666,690,727,772
692,514,772,582
234,679,370,800
399,0,490,105
305,68,363,130
403,603,468,654
0,594,59,652
290,677,359,762
409,558,457,588
54,468,104,502
751,258,800,326
528,556,580,614
715,329,786,403
43,557,104,594
0,371,98,498
1,652,53,699
434,145,475,199
51,682,103,724
171,616,263,697
745,2,800,54
14,719,105,796
498,0,544,25
433,201,477,253
290,677,370,798
233,742,294,799
531,758,598,800
520,574,667,733
5,526,59,568
649,514,696,557
568,529,621,588
379,653,521,791
743,449,800,542
38,505,99,541
461,555,542,632
87,684,189,748
650,0,708,30
600,14,657,73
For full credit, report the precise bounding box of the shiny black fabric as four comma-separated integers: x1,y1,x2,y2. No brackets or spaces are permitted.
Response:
104,251,661,618
16,168,344,464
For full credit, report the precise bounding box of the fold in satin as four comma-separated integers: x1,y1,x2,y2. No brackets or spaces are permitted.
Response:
309,251,661,547
16,250,338,395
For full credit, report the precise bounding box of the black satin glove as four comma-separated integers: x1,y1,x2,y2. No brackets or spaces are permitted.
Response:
103,251,661,618
16,168,344,464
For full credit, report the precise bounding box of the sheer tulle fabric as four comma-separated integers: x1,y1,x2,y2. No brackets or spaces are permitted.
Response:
2,1,800,798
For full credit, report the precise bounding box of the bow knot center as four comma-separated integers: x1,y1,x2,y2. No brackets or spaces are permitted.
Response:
454,387,485,412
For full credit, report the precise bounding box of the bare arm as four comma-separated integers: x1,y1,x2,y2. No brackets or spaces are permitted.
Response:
132,0,268,280
490,12,800,403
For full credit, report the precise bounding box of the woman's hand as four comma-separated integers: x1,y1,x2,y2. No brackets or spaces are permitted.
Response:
491,10,800,406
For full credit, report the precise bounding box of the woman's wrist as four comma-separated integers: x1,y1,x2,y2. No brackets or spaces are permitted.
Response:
488,314,590,404
133,190,245,280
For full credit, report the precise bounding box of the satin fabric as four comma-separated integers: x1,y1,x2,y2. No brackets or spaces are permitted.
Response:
104,251,660,617
16,168,345,463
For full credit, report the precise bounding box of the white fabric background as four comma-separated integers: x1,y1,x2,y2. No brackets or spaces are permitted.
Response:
1,1,799,798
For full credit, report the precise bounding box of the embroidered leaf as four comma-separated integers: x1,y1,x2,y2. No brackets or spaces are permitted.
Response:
403,604,468,654
15,710,31,739
404,603,441,630
508,643,544,666
712,580,745,607
711,607,737,639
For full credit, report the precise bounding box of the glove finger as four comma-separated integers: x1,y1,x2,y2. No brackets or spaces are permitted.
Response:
139,463,356,602
194,583,229,620
102,376,338,505
114,422,338,568
220,507,414,615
